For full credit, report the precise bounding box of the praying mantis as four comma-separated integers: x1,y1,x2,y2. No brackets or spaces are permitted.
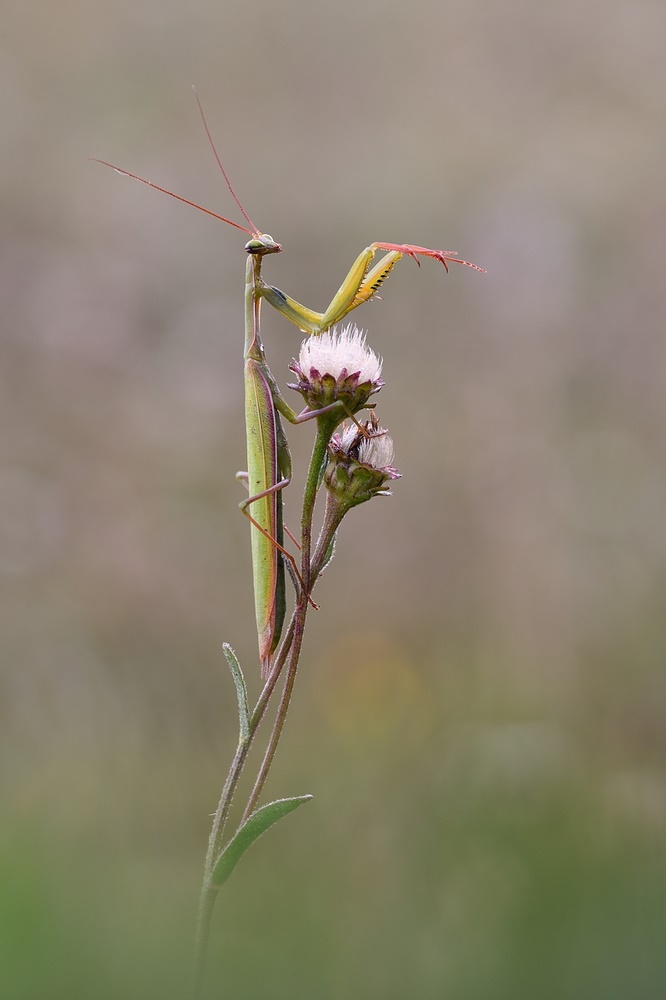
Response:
94,98,485,675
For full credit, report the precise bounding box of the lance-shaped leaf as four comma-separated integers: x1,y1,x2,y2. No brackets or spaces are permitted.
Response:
223,643,249,743
211,795,313,888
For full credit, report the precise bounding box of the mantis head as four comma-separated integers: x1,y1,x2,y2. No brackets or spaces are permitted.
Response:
245,234,283,255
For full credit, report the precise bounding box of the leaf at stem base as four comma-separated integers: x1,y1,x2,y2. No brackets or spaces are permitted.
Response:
211,795,313,888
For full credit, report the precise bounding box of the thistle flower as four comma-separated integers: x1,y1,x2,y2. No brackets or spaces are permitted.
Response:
288,324,384,415
325,416,400,507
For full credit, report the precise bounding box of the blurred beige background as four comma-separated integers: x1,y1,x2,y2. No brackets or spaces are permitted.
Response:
2,1,665,997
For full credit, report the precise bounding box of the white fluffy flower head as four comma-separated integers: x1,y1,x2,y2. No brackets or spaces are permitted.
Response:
289,324,384,415
297,324,382,384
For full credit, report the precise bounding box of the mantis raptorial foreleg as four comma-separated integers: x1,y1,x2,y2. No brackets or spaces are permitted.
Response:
260,242,486,335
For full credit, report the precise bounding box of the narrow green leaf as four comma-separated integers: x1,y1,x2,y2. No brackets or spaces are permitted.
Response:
211,795,313,888
223,643,249,743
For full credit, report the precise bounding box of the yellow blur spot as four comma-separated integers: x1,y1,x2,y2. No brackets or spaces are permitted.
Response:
315,630,435,752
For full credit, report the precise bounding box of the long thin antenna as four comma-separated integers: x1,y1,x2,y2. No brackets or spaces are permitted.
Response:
192,86,260,237
90,159,256,235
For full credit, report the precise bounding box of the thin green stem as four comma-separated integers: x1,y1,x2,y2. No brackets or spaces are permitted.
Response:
193,401,340,998
241,598,307,822
202,620,295,875
301,419,338,590
239,420,332,821
310,493,347,585
191,614,297,999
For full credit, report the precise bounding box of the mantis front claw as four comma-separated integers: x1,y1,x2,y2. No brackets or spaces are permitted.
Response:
370,242,487,273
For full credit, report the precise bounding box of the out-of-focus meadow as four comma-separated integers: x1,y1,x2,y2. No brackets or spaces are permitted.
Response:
2,0,665,996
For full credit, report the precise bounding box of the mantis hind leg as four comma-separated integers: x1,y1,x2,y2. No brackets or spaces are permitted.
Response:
238,478,317,608
238,474,317,675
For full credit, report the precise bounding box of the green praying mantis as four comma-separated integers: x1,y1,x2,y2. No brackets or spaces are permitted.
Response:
95,99,485,675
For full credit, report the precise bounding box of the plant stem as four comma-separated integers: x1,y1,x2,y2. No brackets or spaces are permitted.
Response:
240,598,307,822
310,493,346,584
191,615,296,999
192,420,336,998
240,420,332,820
301,418,338,590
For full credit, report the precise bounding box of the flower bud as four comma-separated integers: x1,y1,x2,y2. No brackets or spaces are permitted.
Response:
288,324,384,415
324,416,400,508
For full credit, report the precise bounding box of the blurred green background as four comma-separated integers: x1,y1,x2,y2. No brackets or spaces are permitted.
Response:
2,0,665,996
